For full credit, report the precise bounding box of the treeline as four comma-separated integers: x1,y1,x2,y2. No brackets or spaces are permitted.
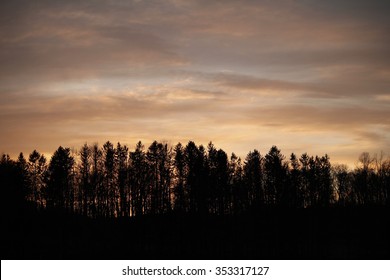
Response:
1,141,389,218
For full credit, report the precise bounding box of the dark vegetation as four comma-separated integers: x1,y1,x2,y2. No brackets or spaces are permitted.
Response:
1,141,389,259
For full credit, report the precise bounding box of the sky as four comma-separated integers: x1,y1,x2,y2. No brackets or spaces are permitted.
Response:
1,0,389,168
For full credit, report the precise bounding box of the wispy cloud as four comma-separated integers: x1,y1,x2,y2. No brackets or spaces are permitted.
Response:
1,0,389,166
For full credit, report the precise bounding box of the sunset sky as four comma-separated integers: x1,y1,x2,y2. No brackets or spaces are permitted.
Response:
1,0,389,168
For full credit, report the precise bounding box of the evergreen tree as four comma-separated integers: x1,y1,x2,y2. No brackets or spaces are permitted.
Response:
79,144,91,216
129,141,148,216
173,143,186,212
28,150,47,208
47,147,75,211
91,143,103,217
116,142,129,217
147,141,172,215
184,141,208,213
264,146,287,206
244,150,263,209
102,141,116,217
317,155,333,207
289,153,301,207
229,153,245,214
16,153,29,203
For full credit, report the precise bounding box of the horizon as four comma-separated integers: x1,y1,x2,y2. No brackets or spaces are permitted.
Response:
1,0,389,169
1,139,386,171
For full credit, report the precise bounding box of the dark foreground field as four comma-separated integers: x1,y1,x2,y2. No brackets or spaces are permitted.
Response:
2,206,389,259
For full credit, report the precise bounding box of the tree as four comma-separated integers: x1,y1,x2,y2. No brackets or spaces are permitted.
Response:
244,150,263,209
102,141,117,217
215,149,229,214
78,144,91,216
129,141,148,216
16,153,29,203
372,152,388,205
317,155,333,207
207,142,218,214
352,152,389,206
229,153,245,214
264,146,287,206
157,143,173,214
3,141,388,216
147,141,172,215
1,154,27,214
90,143,103,217
116,142,129,217
333,164,352,206
173,143,186,212
379,158,390,206
184,141,208,214
375,154,390,206
207,143,229,214
289,153,302,207
47,146,75,211
303,154,334,207
299,153,311,207
28,150,47,208
354,152,375,205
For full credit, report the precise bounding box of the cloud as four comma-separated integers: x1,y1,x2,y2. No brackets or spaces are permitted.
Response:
0,0,185,83
213,73,325,97
1,84,389,161
1,0,390,167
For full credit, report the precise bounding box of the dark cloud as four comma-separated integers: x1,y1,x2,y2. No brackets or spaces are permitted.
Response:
0,0,184,82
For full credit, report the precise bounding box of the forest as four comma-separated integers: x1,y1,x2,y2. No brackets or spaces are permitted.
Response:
2,141,389,216
1,141,389,259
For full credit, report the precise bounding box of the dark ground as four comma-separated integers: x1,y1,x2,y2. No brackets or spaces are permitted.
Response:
2,206,389,260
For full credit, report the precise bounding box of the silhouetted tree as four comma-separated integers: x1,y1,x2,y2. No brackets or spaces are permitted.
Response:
216,149,229,214
303,154,334,207
229,153,245,213
317,155,333,207
379,158,390,206
264,146,287,206
333,164,352,206
28,150,47,208
16,153,29,202
78,144,91,216
289,153,302,207
377,155,390,206
173,143,186,212
1,154,27,214
3,141,388,217
244,150,263,209
90,143,103,217
147,141,159,215
371,152,390,205
147,141,172,215
129,141,148,216
207,142,218,214
102,141,117,217
158,143,173,214
46,146,75,211
116,142,129,217
299,153,311,207
184,141,208,213
354,152,375,205
207,143,229,214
